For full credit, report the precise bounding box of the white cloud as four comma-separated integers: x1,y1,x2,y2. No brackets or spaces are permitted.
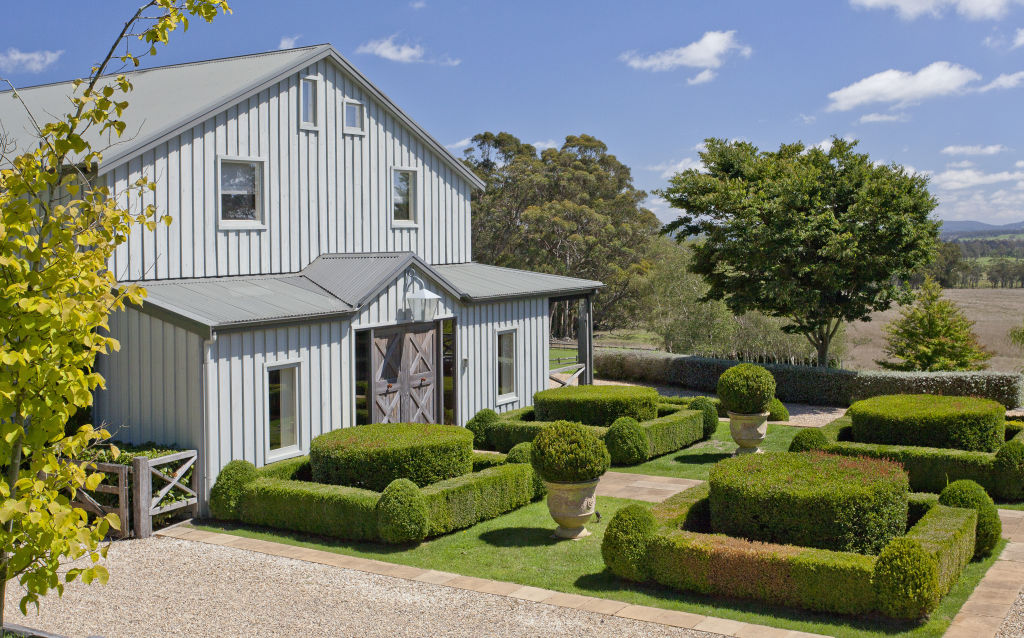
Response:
438,55,461,67
687,69,716,85
979,71,1024,92
644,196,679,223
799,113,817,125
647,157,703,179
1015,28,1024,48
936,188,1024,223
356,35,425,63
813,136,856,153
278,35,301,50
827,61,980,111
1017,160,1024,168
0,48,63,73
410,0,427,8
858,112,910,123
532,140,560,151
947,160,975,168
850,0,1022,20
941,144,1008,155
932,167,1024,189
619,30,751,77
445,137,473,151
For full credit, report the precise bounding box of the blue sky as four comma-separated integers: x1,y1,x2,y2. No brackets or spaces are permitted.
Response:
2,0,1024,223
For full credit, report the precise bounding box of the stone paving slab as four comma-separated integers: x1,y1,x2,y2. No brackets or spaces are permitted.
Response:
157,525,830,638
946,534,1024,638
598,470,702,502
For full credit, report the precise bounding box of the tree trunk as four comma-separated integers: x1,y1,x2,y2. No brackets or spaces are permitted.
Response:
815,339,830,367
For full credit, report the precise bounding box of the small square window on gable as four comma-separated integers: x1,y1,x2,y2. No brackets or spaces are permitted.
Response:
343,98,365,135
300,76,320,130
218,157,265,229
392,168,418,225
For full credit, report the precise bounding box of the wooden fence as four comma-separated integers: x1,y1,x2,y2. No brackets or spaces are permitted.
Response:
132,450,199,539
69,461,130,540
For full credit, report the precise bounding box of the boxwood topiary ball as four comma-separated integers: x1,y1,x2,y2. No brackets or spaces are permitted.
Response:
872,538,940,620
376,478,429,544
789,428,829,453
995,438,1024,488
531,420,610,483
768,398,789,422
688,396,719,439
465,408,500,448
605,417,649,466
507,441,547,499
209,460,258,520
939,480,1001,559
716,364,776,415
601,503,656,582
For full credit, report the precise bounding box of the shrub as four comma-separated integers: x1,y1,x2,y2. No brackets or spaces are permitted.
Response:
708,452,909,554
238,477,380,540
376,479,429,544
602,504,656,582
531,420,610,483
421,464,536,536
687,396,719,439
939,480,1000,559
872,538,940,620
466,409,500,448
471,451,506,472
310,423,473,491
534,385,659,426
605,417,649,465
506,441,546,498
789,428,829,452
643,408,704,458
768,398,789,422
995,438,1024,491
848,394,1005,452
210,460,258,520
716,364,776,414
593,349,1024,408
904,504,977,596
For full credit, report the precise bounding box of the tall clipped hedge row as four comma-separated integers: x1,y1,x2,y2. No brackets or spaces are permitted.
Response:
534,385,659,425
593,349,1024,408
847,395,1005,452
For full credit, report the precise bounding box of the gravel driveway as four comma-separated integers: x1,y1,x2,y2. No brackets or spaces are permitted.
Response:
5,537,725,638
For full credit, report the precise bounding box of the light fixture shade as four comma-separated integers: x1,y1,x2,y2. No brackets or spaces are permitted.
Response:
407,286,441,322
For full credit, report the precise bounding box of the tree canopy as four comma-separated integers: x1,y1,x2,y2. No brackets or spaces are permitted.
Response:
660,136,939,365
462,133,660,330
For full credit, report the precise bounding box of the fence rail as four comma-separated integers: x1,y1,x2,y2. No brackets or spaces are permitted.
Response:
69,461,130,540
132,450,199,539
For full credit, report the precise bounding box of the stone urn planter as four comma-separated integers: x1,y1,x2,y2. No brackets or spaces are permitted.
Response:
530,421,610,540
717,364,777,456
727,411,770,455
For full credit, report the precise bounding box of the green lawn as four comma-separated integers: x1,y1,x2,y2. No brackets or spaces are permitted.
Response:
196,496,1003,638
623,421,802,480
549,347,578,367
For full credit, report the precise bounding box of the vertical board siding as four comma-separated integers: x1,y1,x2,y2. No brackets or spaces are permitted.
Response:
106,60,471,282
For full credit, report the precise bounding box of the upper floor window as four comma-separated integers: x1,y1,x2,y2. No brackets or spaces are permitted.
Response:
392,168,418,225
300,76,320,130
343,98,365,135
219,157,265,229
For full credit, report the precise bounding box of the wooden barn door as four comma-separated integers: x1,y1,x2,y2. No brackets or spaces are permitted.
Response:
370,324,438,424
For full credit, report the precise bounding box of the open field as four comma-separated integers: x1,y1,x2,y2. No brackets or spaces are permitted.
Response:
845,288,1024,372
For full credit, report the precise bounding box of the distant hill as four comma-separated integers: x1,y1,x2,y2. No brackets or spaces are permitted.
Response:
940,219,1024,239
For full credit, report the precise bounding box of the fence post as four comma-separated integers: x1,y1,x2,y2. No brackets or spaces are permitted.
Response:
190,453,199,520
132,456,152,539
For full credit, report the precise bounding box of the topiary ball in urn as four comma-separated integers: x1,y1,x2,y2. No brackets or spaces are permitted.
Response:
717,364,776,455
531,420,610,539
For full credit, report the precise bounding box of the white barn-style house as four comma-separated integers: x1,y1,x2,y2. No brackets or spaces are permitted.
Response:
0,44,602,509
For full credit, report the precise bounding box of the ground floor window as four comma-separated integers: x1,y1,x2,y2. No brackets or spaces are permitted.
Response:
268,364,299,455
497,329,516,400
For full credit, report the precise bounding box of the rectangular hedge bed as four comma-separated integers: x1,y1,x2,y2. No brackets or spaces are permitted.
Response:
609,483,977,620
478,403,705,460
809,417,1024,501
214,452,543,543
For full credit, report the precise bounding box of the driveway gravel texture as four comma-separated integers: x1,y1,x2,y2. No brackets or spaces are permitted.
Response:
997,589,1024,637
5,537,726,638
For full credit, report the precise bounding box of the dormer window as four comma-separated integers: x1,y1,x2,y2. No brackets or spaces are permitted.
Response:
392,167,418,225
300,76,320,130
218,157,266,229
343,98,365,135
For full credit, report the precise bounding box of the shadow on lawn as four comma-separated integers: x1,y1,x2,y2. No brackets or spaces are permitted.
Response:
671,451,732,466
479,527,560,548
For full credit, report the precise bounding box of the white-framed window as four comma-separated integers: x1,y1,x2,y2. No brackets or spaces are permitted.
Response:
217,156,267,230
266,360,301,461
342,98,365,135
300,75,321,131
391,167,419,226
496,329,517,403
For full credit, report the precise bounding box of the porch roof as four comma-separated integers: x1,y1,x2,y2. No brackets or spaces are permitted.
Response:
131,252,604,335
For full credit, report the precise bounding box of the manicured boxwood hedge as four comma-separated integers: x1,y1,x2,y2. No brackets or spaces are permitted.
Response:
709,452,909,554
534,385,659,426
593,349,1024,408
309,423,473,491
213,454,539,544
793,416,1024,501
848,394,1005,452
602,482,978,619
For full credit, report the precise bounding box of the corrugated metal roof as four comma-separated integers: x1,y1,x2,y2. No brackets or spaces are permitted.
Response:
132,254,604,334
433,262,604,301
0,44,486,189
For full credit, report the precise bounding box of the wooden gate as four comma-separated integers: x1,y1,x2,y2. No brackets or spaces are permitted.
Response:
370,324,438,424
70,461,130,540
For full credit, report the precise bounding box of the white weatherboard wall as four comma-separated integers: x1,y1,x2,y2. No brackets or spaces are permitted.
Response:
105,56,472,282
